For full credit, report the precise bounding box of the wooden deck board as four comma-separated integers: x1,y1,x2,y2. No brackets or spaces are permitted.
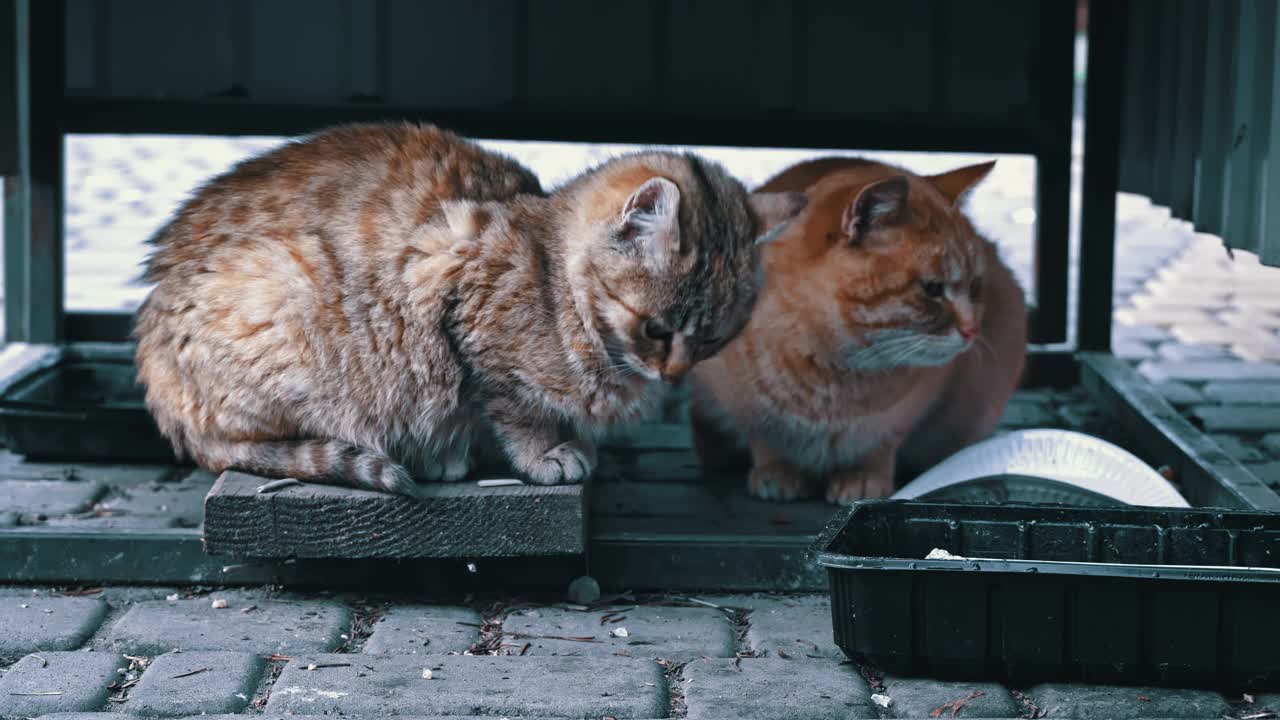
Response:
203,471,584,559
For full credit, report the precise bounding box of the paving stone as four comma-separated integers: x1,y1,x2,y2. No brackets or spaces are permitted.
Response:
1113,324,1172,343
1112,339,1156,361
1261,433,1280,457
1150,381,1205,406
1024,684,1230,719
1115,308,1211,328
1138,360,1280,384
265,653,667,718
30,715,139,719
1192,406,1280,432
1201,381,1280,404
1221,309,1280,330
1206,434,1268,463
1244,462,1280,488
1232,340,1280,362
878,676,1019,718
1173,324,1270,346
0,480,106,517
0,457,171,485
0,597,108,656
362,605,480,655
108,598,351,655
121,650,264,717
1155,342,1233,362
503,604,735,660
0,652,126,718
683,658,874,720
44,470,212,530
736,595,841,659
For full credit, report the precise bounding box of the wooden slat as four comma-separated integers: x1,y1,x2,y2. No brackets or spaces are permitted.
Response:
203,471,584,559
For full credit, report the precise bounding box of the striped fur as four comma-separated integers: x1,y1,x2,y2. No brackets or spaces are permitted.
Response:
689,158,1027,505
134,123,804,495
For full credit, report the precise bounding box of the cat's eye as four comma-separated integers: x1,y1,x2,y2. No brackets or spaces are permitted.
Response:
644,318,674,341
921,280,945,299
970,277,983,300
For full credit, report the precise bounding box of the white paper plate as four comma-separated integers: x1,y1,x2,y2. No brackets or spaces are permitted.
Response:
893,429,1189,507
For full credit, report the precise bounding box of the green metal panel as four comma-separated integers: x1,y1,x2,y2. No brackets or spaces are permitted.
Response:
1192,0,1238,236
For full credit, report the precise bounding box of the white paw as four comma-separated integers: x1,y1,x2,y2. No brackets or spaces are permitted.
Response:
524,440,597,485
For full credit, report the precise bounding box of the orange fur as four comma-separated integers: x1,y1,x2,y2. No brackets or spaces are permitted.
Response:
689,157,1026,504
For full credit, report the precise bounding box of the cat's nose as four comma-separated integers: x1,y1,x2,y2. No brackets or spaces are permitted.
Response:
957,324,979,340
661,334,693,383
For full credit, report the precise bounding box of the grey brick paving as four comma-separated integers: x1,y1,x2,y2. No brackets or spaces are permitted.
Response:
0,652,126,718
878,676,1019,718
1139,360,1280,384
503,604,735,660
31,715,139,719
1023,684,1231,719
362,605,481,655
735,595,841,660
1245,462,1280,487
1192,405,1280,432
265,653,667,718
107,598,350,655
120,651,264,717
1202,381,1280,404
45,470,212,530
2,480,106,517
1262,432,1280,456
0,597,107,656
683,658,875,720
1205,434,1268,463
1156,342,1233,362
1151,381,1205,406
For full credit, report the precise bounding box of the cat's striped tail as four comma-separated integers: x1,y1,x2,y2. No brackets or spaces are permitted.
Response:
193,438,420,497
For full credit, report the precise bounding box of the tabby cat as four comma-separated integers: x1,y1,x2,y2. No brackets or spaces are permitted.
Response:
689,157,1026,505
135,123,805,495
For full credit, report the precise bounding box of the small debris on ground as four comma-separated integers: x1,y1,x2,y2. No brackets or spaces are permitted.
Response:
211,598,229,609
931,690,984,717
165,593,179,603
171,667,211,679
871,693,893,708
421,668,433,679
609,627,629,638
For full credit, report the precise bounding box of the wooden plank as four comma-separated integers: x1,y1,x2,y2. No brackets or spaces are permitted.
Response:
203,471,584,559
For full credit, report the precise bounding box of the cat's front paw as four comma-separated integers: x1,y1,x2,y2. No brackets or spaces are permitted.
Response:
419,453,472,483
825,467,894,505
748,462,813,501
524,440,597,485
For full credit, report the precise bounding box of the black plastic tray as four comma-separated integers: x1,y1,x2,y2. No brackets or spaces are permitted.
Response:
810,500,1280,689
0,359,173,462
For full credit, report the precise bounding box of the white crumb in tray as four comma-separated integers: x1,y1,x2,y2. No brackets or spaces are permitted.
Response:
926,548,967,560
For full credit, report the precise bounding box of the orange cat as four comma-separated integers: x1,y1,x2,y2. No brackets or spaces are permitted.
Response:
689,158,1027,504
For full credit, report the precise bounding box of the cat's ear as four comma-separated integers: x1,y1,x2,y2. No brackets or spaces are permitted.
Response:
844,176,910,244
748,191,807,245
619,176,681,261
927,160,996,205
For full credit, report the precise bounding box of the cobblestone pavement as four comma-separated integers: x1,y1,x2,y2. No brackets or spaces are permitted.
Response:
0,587,1265,719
